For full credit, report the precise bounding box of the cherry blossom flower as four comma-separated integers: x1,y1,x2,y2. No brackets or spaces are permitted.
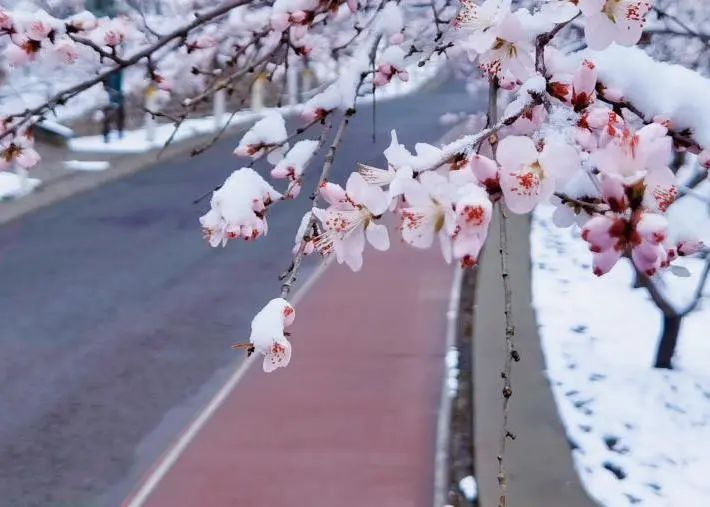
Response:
477,12,534,80
497,135,580,213
199,167,282,247
373,46,409,87
357,130,415,205
54,39,79,65
399,171,457,262
0,135,40,170
454,0,512,54
582,211,668,276
580,0,652,50
312,173,390,271
591,122,672,184
249,298,295,373
452,184,493,267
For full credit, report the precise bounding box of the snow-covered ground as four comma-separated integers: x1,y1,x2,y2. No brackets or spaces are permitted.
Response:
531,190,710,506
0,171,40,200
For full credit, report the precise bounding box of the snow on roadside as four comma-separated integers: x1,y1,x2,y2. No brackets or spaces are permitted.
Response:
67,56,443,155
531,196,710,506
0,171,40,200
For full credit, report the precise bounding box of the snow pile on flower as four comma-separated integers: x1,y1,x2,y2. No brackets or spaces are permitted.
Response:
249,298,296,373
199,167,281,247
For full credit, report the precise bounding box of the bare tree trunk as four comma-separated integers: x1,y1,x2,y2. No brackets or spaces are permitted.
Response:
654,314,682,369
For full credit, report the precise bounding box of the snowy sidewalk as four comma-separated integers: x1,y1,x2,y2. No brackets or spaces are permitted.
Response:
472,213,595,507
122,239,454,507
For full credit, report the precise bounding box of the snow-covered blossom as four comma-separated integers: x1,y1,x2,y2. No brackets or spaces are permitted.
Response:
200,168,282,247
373,46,409,87
270,0,318,36
53,39,79,65
497,135,580,213
271,139,320,198
580,0,652,50
249,298,295,373
312,173,390,271
234,113,288,163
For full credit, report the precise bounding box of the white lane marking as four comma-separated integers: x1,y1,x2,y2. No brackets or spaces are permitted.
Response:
432,266,464,507
123,261,330,507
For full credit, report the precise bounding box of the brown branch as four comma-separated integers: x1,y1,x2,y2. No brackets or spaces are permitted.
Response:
535,13,581,76
67,33,126,64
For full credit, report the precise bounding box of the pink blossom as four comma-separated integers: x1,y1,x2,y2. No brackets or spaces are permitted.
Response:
312,173,390,271
592,122,672,184
452,184,493,267
477,12,534,80
454,0,512,54
373,46,409,87
399,171,457,262
249,298,295,373
469,154,501,196
25,19,53,41
497,135,580,213
0,135,40,170
54,39,79,65
582,211,668,276
580,0,652,50
572,59,597,110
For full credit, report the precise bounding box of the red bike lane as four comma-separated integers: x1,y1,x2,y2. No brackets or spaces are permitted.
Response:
126,239,454,507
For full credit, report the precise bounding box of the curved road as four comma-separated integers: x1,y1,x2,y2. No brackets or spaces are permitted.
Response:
0,74,481,507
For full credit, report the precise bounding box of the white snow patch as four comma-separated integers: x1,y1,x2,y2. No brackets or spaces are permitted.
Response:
586,45,710,148
445,346,460,397
458,475,478,501
0,171,40,200
68,105,300,154
64,160,110,171
531,194,710,506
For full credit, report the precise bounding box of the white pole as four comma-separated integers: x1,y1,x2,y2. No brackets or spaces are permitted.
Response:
145,85,157,144
287,61,298,106
213,89,225,131
251,74,265,112
302,68,314,98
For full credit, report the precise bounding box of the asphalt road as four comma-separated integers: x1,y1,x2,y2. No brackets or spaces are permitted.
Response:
0,73,482,507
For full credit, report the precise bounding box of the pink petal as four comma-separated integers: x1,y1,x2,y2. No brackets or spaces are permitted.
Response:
584,13,616,50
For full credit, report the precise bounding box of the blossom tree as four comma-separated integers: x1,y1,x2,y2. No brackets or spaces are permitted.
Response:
1,0,709,504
